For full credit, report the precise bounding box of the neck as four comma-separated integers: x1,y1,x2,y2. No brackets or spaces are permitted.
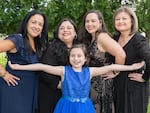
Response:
118,31,134,47
120,30,131,39
66,42,73,49
29,37,35,51
72,67,82,72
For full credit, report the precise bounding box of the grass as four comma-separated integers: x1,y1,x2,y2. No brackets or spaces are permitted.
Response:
148,101,150,113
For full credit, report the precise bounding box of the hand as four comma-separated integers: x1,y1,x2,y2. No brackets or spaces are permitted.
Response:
3,71,20,86
128,73,145,82
102,71,119,80
132,61,145,70
57,81,61,89
8,61,21,70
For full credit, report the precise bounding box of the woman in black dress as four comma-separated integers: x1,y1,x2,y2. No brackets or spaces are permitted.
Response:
37,18,79,113
113,6,150,113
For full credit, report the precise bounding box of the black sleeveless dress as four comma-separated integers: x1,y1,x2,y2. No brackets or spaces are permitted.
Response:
88,39,114,113
113,33,150,113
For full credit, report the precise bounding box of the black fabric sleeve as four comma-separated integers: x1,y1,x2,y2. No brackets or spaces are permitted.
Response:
38,39,68,90
133,33,150,81
38,45,61,90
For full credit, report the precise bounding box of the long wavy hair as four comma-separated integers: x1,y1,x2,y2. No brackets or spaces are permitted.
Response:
79,10,109,47
17,10,49,59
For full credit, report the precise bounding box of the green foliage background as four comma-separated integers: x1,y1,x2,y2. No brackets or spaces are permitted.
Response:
0,53,7,67
0,1,149,112
0,0,149,41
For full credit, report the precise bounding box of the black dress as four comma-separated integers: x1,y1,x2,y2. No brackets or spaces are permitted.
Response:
37,39,68,113
88,39,114,113
113,33,150,113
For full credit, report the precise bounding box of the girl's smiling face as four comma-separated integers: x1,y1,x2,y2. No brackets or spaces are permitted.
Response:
69,48,87,71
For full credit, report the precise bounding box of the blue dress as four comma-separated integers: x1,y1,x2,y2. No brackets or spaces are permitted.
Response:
54,66,95,113
0,34,38,113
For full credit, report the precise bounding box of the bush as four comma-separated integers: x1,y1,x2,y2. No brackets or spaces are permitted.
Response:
0,52,7,67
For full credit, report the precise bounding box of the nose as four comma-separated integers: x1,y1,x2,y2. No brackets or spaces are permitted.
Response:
87,21,92,25
35,24,40,29
74,56,79,60
119,19,123,23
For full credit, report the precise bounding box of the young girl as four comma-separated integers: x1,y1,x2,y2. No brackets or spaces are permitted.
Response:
8,44,144,113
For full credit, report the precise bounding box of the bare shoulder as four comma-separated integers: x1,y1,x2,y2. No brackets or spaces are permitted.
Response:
98,32,111,37
97,33,114,46
97,32,112,42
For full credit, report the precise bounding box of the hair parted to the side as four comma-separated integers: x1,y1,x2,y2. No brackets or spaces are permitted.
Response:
79,10,110,46
113,6,138,36
68,44,90,67
17,10,49,58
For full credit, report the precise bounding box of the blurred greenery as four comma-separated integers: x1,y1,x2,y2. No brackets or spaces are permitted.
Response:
0,52,7,67
0,0,149,41
0,1,149,112
148,101,150,113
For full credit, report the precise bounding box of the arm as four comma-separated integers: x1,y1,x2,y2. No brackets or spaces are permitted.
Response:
0,39,16,53
0,39,20,86
97,33,126,64
138,36,150,81
129,34,150,82
8,61,64,77
90,61,145,77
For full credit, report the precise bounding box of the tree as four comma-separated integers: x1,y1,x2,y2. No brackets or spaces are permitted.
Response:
136,0,150,42
0,0,149,41
0,0,47,34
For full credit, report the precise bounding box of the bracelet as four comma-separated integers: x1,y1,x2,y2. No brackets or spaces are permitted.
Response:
0,71,7,78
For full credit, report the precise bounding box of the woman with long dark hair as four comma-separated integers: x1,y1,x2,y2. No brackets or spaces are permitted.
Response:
0,10,48,113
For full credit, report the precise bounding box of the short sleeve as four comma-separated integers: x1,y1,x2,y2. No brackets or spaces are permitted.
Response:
5,34,24,51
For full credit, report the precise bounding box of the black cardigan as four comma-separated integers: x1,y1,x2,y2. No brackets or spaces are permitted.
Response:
38,38,69,90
